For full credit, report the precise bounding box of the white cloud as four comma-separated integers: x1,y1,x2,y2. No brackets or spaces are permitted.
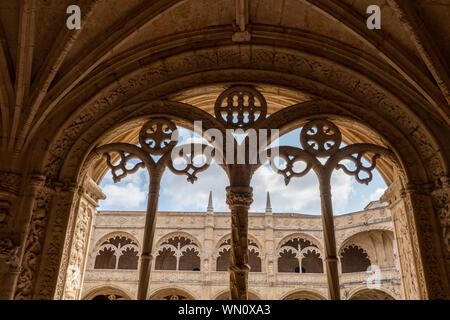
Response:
369,187,386,201
160,162,229,212
99,170,148,210
250,164,353,214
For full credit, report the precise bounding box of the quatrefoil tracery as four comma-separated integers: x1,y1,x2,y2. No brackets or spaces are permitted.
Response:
268,119,386,186
100,118,213,184
300,119,342,157
270,146,316,186
214,86,267,129
104,151,145,183
168,144,214,184
336,152,380,185
139,118,178,155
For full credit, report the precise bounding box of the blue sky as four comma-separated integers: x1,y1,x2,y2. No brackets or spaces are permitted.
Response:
99,127,387,215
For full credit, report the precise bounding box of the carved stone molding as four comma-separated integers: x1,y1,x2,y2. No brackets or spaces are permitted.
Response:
14,186,52,300
400,185,449,299
0,171,22,195
0,238,20,271
430,177,450,255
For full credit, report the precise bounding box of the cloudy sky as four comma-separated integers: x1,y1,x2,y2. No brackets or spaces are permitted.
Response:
99,127,387,215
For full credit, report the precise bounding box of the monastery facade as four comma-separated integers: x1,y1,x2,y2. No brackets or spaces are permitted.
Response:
79,193,401,300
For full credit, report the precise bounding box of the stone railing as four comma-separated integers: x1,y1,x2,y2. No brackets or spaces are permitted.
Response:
275,272,327,285
339,268,400,285
150,270,205,283
83,269,138,281
84,268,400,287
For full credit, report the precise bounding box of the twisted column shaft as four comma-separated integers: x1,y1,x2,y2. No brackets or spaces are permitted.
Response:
226,186,253,300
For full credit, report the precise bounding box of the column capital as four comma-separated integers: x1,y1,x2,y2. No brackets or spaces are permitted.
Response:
226,186,253,208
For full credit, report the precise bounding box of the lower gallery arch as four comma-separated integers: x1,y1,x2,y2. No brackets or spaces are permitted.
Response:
149,287,196,300
276,234,324,274
214,290,261,300
348,288,396,300
338,230,396,273
281,290,327,300
14,44,449,300
215,236,262,272
82,286,131,300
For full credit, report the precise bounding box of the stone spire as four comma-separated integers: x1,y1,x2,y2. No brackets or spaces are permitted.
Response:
207,191,214,213
265,192,272,214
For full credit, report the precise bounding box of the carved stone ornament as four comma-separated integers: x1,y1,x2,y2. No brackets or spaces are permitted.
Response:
226,186,254,208
214,86,267,129
0,206,9,226
0,239,20,271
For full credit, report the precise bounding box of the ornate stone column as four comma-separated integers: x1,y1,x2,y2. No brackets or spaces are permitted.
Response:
226,186,253,300
0,171,21,301
60,176,105,300
0,172,45,300
33,181,80,299
383,178,450,299
402,183,450,299
430,176,450,282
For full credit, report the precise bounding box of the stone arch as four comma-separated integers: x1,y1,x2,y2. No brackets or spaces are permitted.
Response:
17,43,449,299
339,229,396,270
337,225,394,250
82,285,132,300
148,287,197,300
214,289,262,300
348,288,396,300
281,289,327,300
154,232,201,271
30,43,446,186
214,234,262,272
276,233,323,253
93,233,140,270
215,233,263,251
340,245,372,274
155,231,202,251
94,231,141,252
276,233,324,274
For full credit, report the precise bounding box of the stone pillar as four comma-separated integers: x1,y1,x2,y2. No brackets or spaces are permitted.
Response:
32,181,80,299
0,171,22,298
14,183,53,300
0,172,45,300
318,176,340,300
137,170,163,300
384,178,450,300
402,184,449,299
226,186,253,300
430,176,450,282
60,176,105,300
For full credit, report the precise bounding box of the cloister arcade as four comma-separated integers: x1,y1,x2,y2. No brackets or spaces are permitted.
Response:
79,203,401,300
